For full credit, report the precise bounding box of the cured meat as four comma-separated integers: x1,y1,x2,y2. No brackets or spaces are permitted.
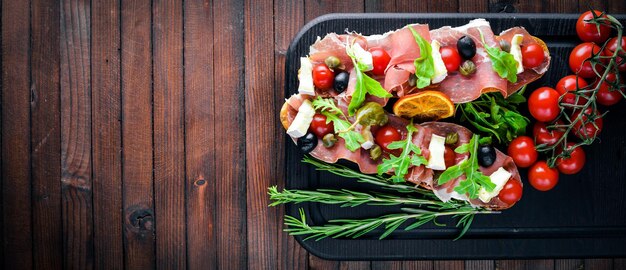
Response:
497,27,551,94
429,19,509,103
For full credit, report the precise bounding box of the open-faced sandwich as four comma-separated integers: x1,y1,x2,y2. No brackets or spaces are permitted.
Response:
280,18,550,211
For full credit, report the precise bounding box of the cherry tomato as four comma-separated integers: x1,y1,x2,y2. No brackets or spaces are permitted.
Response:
440,46,461,72
528,87,561,122
309,113,334,138
444,146,456,168
507,136,538,168
596,73,624,106
312,64,335,90
555,75,589,106
576,10,611,44
556,143,586,175
533,121,565,146
498,179,523,205
369,47,391,76
572,108,603,140
569,42,603,78
603,37,626,72
528,161,559,191
375,125,402,153
521,44,545,68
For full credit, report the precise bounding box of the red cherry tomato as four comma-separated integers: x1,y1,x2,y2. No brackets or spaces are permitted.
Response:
528,87,561,122
521,44,545,68
440,46,461,72
576,10,611,44
569,42,603,78
444,146,456,168
309,113,334,138
596,73,624,106
556,143,586,175
498,179,523,205
369,47,391,76
533,121,565,146
312,64,335,90
507,136,538,168
603,37,626,72
528,161,559,191
555,75,589,106
572,108,603,140
375,125,402,153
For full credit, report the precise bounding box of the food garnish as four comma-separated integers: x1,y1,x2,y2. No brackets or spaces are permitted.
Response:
393,91,455,121
377,121,428,182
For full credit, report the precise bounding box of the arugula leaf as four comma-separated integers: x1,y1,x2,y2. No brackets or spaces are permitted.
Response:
377,122,428,183
438,135,496,199
408,26,434,89
346,42,392,116
478,30,518,83
312,97,365,152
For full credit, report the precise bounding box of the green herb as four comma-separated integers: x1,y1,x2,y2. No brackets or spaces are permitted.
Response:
479,30,518,83
377,122,428,183
408,26,434,88
457,89,529,144
312,97,365,151
283,206,494,241
438,135,496,199
346,42,392,116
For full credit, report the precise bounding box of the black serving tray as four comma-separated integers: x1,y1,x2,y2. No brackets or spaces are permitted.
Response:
284,13,626,260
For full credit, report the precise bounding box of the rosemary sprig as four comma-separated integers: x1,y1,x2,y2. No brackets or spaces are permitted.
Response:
284,207,495,241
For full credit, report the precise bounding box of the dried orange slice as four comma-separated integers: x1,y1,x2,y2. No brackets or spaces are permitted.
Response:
393,91,455,121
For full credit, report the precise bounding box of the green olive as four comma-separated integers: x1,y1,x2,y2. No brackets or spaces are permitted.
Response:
322,133,337,148
445,132,459,145
408,73,417,87
499,39,511,53
370,144,382,160
354,102,388,127
459,60,476,76
325,56,341,69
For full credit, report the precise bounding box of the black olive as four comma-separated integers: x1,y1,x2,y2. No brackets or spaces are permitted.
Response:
457,36,477,60
334,71,349,93
297,132,318,153
477,145,496,167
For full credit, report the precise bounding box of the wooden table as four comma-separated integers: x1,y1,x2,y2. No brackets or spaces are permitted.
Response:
1,0,625,269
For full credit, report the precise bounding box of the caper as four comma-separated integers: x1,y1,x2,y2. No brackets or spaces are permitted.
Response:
499,39,511,53
370,144,382,160
477,144,496,167
334,71,350,93
354,102,388,127
445,132,459,145
408,73,417,87
325,56,341,69
457,36,476,60
459,60,476,76
322,133,337,148
297,132,318,153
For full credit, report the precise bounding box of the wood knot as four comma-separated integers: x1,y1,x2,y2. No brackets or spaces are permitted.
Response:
126,207,154,232
194,178,206,186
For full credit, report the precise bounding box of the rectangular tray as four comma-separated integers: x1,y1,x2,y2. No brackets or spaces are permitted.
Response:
284,13,626,260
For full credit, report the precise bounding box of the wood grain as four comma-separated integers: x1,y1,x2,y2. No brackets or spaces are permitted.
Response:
212,0,247,269
60,0,94,268
466,260,495,270
496,259,554,270
183,0,217,269
31,0,63,268
92,0,123,268
121,0,156,269
1,0,32,269
152,0,186,269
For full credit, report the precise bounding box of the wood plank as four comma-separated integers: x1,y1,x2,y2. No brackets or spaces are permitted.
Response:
608,0,626,13
183,0,217,269
340,261,371,270
309,255,339,270
496,260,554,270
273,1,309,269
91,0,123,269
584,258,613,270
434,260,463,270
580,0,607,12
466,260,494,270
152,0,186,269
364,0,429,12
212,0,247,269
1,0,33,269
60,0,94,268
615,259,626,269
555,259,583,270
31,0,63,268
459,0,488,12
304,0,365,22
120,0,156,269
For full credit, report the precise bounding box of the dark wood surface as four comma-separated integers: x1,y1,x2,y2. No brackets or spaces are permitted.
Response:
1,0,625,269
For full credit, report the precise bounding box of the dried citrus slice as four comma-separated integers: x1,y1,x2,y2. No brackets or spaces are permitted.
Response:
393,91,455,121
